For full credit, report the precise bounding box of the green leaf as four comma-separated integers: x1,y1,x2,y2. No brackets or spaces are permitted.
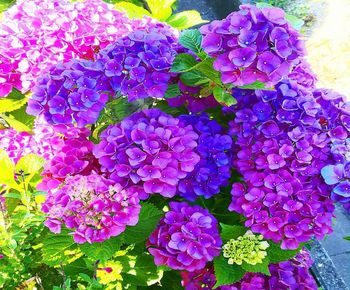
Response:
180,71,208,87
255,2,273,8
220,224,247,242
164,84,181,99
0,149,17,188
124,253,163,286
0,114,32,132
170,53,198,73
238,81,273,90
179,29,203,53
286,14,304,30
15,154,45,184
213,87,237,106
193,58,221,84
241,258,270,275
344,236,350,241
266,242,301,263
145,0,175,20
0,89,27,114
7,104,35,130
213,255,245,288
42,229,81,266
63,258,92,276
80,236,122,263
114,1,151,18
167,11,208,30
123,202,163,244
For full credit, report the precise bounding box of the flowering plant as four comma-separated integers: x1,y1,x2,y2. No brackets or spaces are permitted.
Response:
0,0,349,289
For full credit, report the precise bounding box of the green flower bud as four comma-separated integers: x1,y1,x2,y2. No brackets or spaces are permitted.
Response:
222,230,269,265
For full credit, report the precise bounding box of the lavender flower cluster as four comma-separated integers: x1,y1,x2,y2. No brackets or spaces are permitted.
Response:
181,250,317,289
200,4,305,86
147,202,222,272
42,174,141,243
93,109,200,199
228,65,336,249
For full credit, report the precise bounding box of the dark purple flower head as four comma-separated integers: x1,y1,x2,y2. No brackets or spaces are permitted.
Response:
42,174,141,243
147,202,222,272
177,113,233,201
93,109,200,199
200,5,305,86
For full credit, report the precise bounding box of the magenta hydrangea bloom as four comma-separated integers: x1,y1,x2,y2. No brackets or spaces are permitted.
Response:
0,0,133,97
181,250,317,290
38,131,99,191
97,22,179,101
228,67,335,249
27,59,111,127
147,201,222,272
93,109,200,199
178,113,233,201
42,174,141,243
200,4,305,86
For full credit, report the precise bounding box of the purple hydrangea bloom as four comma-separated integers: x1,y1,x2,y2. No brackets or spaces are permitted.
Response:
200,4,305,86
42,174,141,243
97,23,179,102
93,109,200,199
228,66,336,249
178,113,233,201
27,59,111,127
147,201,222,272
181,250,317,290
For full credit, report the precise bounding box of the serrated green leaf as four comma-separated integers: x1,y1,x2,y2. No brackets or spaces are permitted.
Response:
145,0,175,20
241,258,270,275
164,84,181,99
80,236,122,263
42,229,81,267
123,202,163,244
220,224,246,242
7,104,35,130
180,71,207,87
266,242,301,263
193,58,222,84
167,11,208,30
115,1,151,18
170,53,198,73
63,258,92,276
213,87,237,106
179,29,203,53
213,255,245,288
0,89,27,114
0,114,32,132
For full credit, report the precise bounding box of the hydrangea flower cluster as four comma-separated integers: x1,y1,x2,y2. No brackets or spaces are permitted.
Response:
200,4,305,86
177,113,232,201
228,72,335,249
315,89,350,212
223,230,269,265
27,59,111,127
38,129,98,191
181,250,317,290
93,109,200,198
0,0,133,97
147,202,222,272
42,174,141,243
97,22,179,102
